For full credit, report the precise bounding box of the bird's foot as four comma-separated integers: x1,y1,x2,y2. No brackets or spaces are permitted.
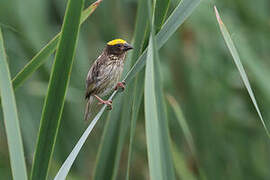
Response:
94,95,113,110
115,81,126,92
93,0,102,7
99,100,113,110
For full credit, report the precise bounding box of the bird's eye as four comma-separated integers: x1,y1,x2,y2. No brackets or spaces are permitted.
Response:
116,44,121,48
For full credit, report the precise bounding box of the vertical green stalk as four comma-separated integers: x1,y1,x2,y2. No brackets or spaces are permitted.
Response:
144,0,175,179
30,0,84,179
0,28,28,180
154,0,170,32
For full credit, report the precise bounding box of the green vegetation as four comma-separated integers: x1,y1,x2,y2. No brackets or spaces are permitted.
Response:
0,0,270,179
30,0,84,179
0,28,27,180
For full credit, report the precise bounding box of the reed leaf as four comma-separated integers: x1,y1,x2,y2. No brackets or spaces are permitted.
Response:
30,0,84,179
167,95,196,155
0,28,28,180
143,0,175,179
214,6,270,138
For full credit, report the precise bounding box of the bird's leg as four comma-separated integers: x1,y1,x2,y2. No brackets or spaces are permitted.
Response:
115,81,126,92
94,95,112,110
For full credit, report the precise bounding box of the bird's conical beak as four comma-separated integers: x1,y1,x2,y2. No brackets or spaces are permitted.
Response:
123,43,133,51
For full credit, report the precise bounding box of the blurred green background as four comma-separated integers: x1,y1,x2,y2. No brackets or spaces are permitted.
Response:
1,0,270,179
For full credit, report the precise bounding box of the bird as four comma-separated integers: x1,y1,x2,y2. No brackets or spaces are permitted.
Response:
84,39,133,121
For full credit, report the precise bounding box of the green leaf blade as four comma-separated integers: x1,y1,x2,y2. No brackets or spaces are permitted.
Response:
54,104,108,180
125,71,144,180
167,95,196,155
144,34,175,180
154,0,170,32
0,28,28,180
214,6,270,138
144,1,175,179
92,96,124,180
30,0,84,179
144,36,162,180
12,35,59,89
171,143,197,180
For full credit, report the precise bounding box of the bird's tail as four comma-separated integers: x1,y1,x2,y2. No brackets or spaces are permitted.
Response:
84,96,94,121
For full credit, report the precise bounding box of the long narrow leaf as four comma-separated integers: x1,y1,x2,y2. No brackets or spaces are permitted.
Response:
54,104,108,180
55,0,201,177
0,28,28,180
92,96,124,180
125,71,144,180
167,95,207,179
154,0,170,32
171,143,197,180
54,90,117,179
214,6,270,138
126,0,170,178
30,0,84,179
167,95,196,155
12,0,101,90
144,0,175,179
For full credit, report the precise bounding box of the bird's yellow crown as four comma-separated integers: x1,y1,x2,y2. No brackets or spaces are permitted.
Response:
107,39,127,46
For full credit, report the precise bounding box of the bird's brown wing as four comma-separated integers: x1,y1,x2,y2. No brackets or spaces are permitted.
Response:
85,54,106,99
84,54,107,120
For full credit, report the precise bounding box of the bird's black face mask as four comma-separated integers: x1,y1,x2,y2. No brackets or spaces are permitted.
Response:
106,42,133,55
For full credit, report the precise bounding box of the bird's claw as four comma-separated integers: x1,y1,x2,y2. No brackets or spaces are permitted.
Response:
93,0,102,7
115,81,126,92
98,100,112,110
